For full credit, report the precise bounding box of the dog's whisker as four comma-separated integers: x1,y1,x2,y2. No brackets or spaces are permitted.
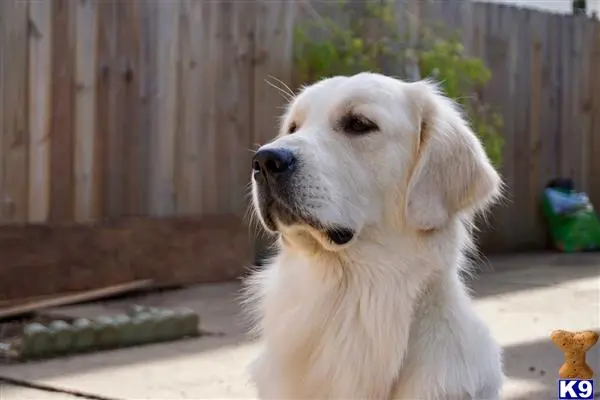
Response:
266,75,295,98
265,76,295,103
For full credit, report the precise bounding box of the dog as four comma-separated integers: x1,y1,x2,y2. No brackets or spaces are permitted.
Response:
244,72,504,399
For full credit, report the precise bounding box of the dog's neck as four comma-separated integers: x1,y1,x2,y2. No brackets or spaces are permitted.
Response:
276,217,470,285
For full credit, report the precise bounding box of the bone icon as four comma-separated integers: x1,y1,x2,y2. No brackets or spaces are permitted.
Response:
551,330,599,379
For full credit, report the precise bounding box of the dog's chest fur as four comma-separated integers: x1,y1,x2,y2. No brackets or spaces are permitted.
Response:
248,242,435,399
246,236,503,400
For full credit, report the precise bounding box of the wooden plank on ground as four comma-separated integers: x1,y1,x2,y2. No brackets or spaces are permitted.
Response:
49,0,75,223
74,0,100,222
0,1,29,223
0,280,153,320
28,0,53,223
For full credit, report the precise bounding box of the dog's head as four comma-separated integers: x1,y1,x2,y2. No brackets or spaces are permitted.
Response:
251,73,501,251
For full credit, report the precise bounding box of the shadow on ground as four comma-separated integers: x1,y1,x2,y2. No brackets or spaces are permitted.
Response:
468,252,600,298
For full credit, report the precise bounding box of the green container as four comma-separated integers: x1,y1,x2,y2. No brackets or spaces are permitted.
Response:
542,187,600,252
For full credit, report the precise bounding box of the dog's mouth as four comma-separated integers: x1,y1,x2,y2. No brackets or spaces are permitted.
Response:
254,189,355,247
324,227,355,245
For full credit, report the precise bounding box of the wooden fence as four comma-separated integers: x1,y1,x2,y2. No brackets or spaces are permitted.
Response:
413,1,600,251
0,0,295,225
0,0,295,301
0,0,598,257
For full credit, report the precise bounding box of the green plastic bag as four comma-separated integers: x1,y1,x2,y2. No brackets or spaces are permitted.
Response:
541,186,600,252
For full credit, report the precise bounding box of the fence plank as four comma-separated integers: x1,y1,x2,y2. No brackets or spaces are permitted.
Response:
559,16,574,179
74,0,100,223
28,0,53,223
138,1,158,216
117,2,143,216
488,4,515,250
49,0,75,223
95,1,114,219
149,1,180,216
253,1,296,148
578,19,593,194
219,1,255,215
175,0,206,215
569,16,584,188
512,8,534,248
1,1,29,223
96,1,121,219
527,11,546,246
199,2,219,213
589,21,600,206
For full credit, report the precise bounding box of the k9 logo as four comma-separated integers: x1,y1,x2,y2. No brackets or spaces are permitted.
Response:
558,379,594,400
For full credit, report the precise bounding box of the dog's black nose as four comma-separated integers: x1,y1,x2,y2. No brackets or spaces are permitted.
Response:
252,148,296,179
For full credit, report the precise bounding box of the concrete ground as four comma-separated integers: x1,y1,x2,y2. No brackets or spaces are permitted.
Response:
0,252,598,400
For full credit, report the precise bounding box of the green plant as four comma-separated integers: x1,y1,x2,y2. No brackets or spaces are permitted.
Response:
293,1,504,167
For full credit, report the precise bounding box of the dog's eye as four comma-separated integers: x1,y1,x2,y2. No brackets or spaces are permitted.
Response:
340,114,378,135
288,122,297,134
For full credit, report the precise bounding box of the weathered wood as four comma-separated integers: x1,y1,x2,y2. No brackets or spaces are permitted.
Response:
0,216,251,302
149,2,180,216
49,0,75,223
416,1,600,252
0,1,29,223
589,21,600,207
0,280,153,320
28,0,53,223
175,0,206,214
119,2,143,216
74,0,99,222
95,0,116,220
527,11,544,246
0,0,597,258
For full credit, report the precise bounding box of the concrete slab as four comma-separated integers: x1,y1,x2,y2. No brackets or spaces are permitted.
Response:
0,253,598,400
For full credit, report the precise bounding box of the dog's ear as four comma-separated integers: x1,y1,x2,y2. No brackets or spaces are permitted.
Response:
405,80,501,230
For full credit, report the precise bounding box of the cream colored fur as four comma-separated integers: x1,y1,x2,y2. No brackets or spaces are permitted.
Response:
244,73,504,400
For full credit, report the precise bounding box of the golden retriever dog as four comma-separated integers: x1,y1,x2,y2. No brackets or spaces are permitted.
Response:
244,72,504,399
